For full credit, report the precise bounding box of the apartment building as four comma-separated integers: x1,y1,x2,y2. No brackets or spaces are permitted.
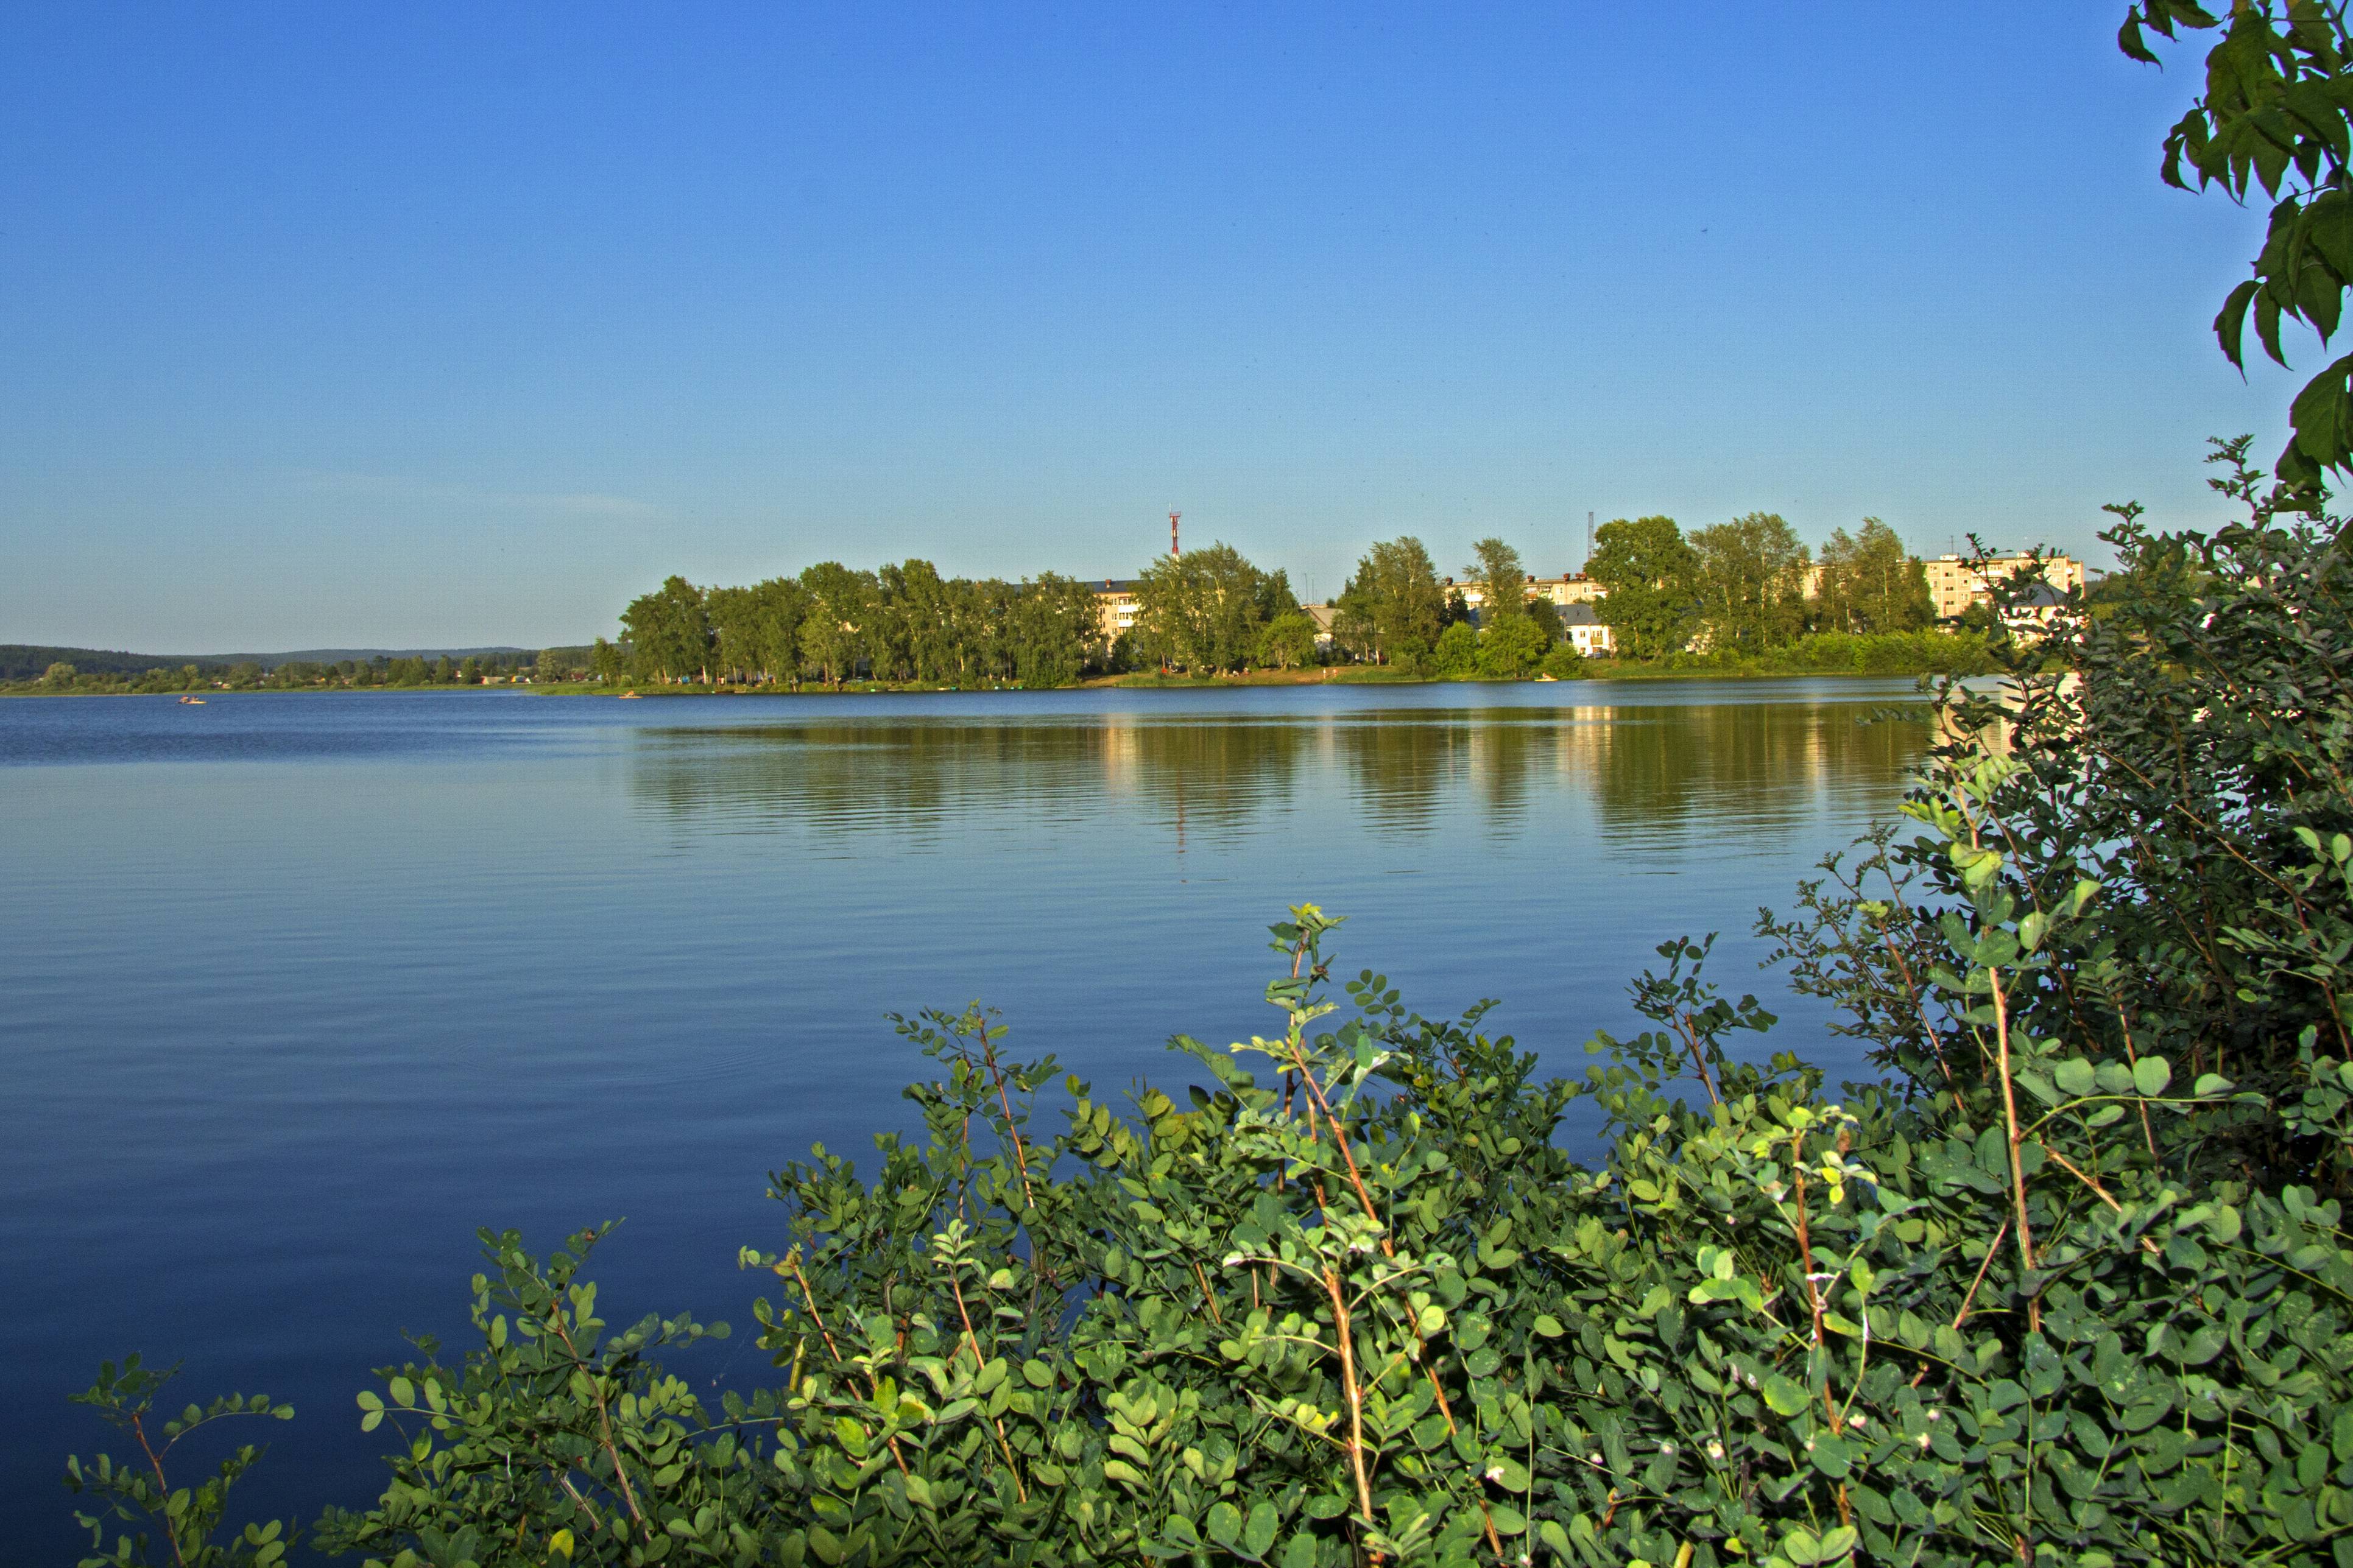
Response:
1092,579,1142,644
1450,574,1607,614
1924,552,2085,621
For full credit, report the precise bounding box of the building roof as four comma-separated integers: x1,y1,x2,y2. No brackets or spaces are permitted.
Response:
1092,579,1142,594
1560,602,1605,626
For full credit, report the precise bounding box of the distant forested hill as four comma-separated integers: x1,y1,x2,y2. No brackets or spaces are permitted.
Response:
0,645,533,680
0,646,221,680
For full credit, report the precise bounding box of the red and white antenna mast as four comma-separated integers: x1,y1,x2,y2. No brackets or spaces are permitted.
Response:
1169,510,1181,557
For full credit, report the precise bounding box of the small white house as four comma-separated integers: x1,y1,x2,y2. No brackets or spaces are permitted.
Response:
1561,602,1615,657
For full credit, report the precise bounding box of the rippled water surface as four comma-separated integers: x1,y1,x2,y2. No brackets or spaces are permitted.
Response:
0,682,1927,1550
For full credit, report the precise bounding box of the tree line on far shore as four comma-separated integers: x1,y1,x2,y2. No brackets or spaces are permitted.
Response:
0,516,1996,696
605,515,1989,690
1330,517,1945,672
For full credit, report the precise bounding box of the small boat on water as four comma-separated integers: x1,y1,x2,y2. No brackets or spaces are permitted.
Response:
618,690,642,699
178,695,206,704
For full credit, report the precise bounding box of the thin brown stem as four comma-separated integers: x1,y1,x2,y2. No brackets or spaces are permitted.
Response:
1791,1144,1824,1349
1322,1267,1378,1553
785,1254,909,1477
1912,1220,2008,1387
982,1047,1038,1213
1677,1018,1722,1106
131,1415,189,1568
546,1314,650,1540
1190,1259,1226,1327
1286,1036,1386,1246
785,1253,845,1363
945,1266,1029,1503
2042,1148,2164,1256
2104,990,2162,1161
1988,969,2039,1307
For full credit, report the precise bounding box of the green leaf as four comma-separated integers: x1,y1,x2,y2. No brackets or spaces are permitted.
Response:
1243,1501,1279,1558
2054,1057,2097,1097
1205,1503,1242,1548
2133,1056,2173,1097
1761,1373,1811,1416
2259,288,2288,365
2291,353,2353,471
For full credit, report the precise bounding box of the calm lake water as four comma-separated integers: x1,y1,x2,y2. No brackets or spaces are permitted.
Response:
0,681,1927,1552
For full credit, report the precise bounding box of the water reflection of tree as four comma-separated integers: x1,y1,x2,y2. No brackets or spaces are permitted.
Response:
1567,702,1927,845
1102,719,1307,840
1327,714,1468,834
623,702,1926,848
626,719,1306,845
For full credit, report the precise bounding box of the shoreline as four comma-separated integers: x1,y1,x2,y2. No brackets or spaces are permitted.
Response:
0,664,1969,699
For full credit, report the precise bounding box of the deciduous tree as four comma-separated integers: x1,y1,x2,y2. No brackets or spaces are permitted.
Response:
1587,515,1698,659
1332,536,1445,664
1690,512,1810,653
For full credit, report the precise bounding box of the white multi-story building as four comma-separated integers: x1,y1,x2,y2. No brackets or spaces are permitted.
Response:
1924,552,2084,621
1449,574,1607,615
1092,579,1143,644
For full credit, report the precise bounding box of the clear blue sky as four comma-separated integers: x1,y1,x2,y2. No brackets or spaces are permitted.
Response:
0,3,2304,652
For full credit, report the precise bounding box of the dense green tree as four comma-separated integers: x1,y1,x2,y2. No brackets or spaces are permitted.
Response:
1689,511,1810,654
876,560,961,683
1815,517,1933,633
796,563,876,686
41,661,74,687
1254,568,1301,625
1587,515,1698,659
1474,611,1547,677
1135,543,1275,673
1525,596,1562,645
1003,573,1102,687
621,576,712,684
1538,640,1584,678
1431,619,1478,676
1331,536,1445,664
1255,611,1317,670
1465,536,1526,623
707,580,810,684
